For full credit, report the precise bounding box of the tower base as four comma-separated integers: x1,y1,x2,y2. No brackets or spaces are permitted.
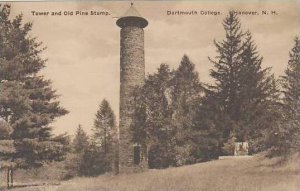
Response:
118,144,148,174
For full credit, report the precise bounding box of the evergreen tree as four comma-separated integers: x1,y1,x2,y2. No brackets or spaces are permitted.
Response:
207,11,280,153
64,125,90,178
79,144,107,176
207,11,247,141
170,55,203,165
92,99,116,172
235,32,280,150
73,124,89,153
133,59,203,167
0,4,68,186
68,125,108,177
272,36,300,155
192,94,227,160
132,64,176,168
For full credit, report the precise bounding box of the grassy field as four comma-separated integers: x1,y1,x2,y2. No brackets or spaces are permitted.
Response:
2,154,300,191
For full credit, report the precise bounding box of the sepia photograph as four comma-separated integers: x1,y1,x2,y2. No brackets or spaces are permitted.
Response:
0,0,299,190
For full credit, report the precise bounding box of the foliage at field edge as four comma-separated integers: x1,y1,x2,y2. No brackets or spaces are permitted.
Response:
131,12,299,168
64,100,117,178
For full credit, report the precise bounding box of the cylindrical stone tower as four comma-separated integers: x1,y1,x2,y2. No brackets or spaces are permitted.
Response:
116,4,148,173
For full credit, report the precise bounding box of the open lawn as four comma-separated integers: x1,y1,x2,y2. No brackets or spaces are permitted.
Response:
2,154,300,191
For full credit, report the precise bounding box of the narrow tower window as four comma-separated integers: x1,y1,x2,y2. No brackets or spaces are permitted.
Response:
133,146,141,165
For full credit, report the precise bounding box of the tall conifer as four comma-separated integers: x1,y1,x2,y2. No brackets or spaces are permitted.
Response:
280,36,300,153
0,4,68,186
92,99,116,171
207,12,280,152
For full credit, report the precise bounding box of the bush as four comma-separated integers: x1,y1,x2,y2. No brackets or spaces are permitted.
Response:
63,145,110,179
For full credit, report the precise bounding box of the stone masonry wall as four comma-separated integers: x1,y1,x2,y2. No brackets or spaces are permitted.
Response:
119,26,146,172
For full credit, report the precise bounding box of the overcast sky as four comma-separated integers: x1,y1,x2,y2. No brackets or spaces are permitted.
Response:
10,1,300,136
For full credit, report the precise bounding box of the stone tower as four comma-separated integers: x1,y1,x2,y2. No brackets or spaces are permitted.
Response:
116,4,148,173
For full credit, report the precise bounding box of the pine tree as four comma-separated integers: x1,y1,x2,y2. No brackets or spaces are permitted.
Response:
73,124,89,153
0,4,68,186
132,59,203,167
170,55,203,165
71,125,106,177
236,32,280,147
207,11,280,153
92,99,116,172
132,64,176,168
208,11,246,141
279,36,300,154
64,125,90,178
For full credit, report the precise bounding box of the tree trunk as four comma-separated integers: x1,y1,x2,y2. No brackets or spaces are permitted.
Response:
104,128,107,154
10,169,13,188
7,168,10,189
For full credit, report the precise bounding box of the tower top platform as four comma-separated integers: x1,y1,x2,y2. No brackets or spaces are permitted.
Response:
116,3,148,28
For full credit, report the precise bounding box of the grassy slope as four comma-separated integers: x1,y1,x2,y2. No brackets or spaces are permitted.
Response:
7,154,300,191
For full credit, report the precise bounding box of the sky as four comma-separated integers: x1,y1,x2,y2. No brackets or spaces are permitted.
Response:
9,0,300,136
